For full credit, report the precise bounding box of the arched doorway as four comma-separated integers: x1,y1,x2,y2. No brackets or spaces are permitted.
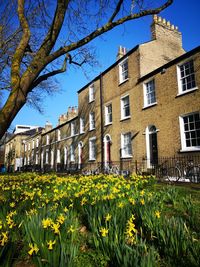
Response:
146,125,158,167
104,135,112,167
78,142,83,169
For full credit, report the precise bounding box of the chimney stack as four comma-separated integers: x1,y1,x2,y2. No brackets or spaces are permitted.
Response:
151,15,182,42
117,46,127,60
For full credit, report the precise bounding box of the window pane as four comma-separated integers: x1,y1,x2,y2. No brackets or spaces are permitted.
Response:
179,60,196,92
183,112,200,148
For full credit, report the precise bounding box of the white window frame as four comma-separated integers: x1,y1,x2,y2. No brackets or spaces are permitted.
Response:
80,117,85,134
143,79,157,108
28,143,31,151
46,149,49,164
71,122,75,136
51,150,54,167
179,111,200,152
89,84,95,102
70,144,75,162
177,58,198,95
57,129,61,141
89,112,95,130
57,149,61,163
119,58,128,84
24,157,27,165
121,95,130,120
35,152,39,165
27,156,30,165
32,140,34,149
121,132,132,158
24,143,27,152
89,137,96,161
105,103,112,125
36,138,39,148
46,135,49,145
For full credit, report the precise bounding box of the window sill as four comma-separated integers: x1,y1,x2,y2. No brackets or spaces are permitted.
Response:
179,148,200,153
105,122,112,126
89,128,95,132
142,102,157,110
88,159,96,162
119,78,129,86
176,87,198,98
120,116,131,122
89,99,95,103
121,155,133,159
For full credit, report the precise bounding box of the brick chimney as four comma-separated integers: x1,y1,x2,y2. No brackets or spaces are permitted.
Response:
58,106,78,125
44,121,53,132
151,15,182,47
117,46,127,60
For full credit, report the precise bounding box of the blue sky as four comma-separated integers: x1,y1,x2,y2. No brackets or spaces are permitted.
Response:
11,0,200,130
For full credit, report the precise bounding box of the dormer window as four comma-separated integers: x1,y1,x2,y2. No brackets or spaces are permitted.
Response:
119,58,128,84
89,84,95,102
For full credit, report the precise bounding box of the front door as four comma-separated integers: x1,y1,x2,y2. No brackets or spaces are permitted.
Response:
149,126,158,165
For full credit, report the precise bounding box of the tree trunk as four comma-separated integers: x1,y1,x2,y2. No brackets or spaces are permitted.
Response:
0,85,27,138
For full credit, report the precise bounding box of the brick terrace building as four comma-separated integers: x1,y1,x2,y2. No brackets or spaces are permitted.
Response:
5,15,200,173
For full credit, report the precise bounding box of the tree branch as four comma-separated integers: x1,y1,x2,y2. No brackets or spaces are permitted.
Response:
46,0,173,65
108,0,124,23
30,56,68,90
11,0,30,88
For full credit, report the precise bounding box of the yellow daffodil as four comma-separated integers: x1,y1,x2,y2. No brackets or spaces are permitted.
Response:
10,202,15,208
0,232,8,246
63,207,68,213
28,243,39,256
57,214,65,225
42,218,53,229
51,223,60,234
155,210,161,219
47,240,56,250
105,213,112,222
140,190,145,196
81,197,87,206
128,197,135,205
68,225,76,233
140,198,145,205
117,202,125,208
99,227,109,237
125,214,137,245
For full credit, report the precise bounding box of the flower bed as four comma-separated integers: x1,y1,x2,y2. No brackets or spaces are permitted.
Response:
0,173,199,266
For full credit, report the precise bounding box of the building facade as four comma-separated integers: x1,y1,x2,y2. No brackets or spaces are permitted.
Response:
5,15,200,173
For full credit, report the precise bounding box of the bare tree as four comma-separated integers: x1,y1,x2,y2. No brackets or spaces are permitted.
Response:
0,0,173,139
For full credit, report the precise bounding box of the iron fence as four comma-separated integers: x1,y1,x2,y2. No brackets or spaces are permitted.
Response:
17,155,200,183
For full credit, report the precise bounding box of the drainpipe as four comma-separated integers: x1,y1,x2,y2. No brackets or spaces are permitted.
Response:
100,73,104,171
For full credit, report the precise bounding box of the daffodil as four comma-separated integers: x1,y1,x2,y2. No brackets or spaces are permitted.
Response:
47,240,56,250
140,198,145,205
42,218,53,229
105,213,112,222
155,210,161,219
28,243,39,256
51,223,60,234
10,202,15,208
68,225,76,233
0,232,8,246
99,227,109,237
57,214,65,224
